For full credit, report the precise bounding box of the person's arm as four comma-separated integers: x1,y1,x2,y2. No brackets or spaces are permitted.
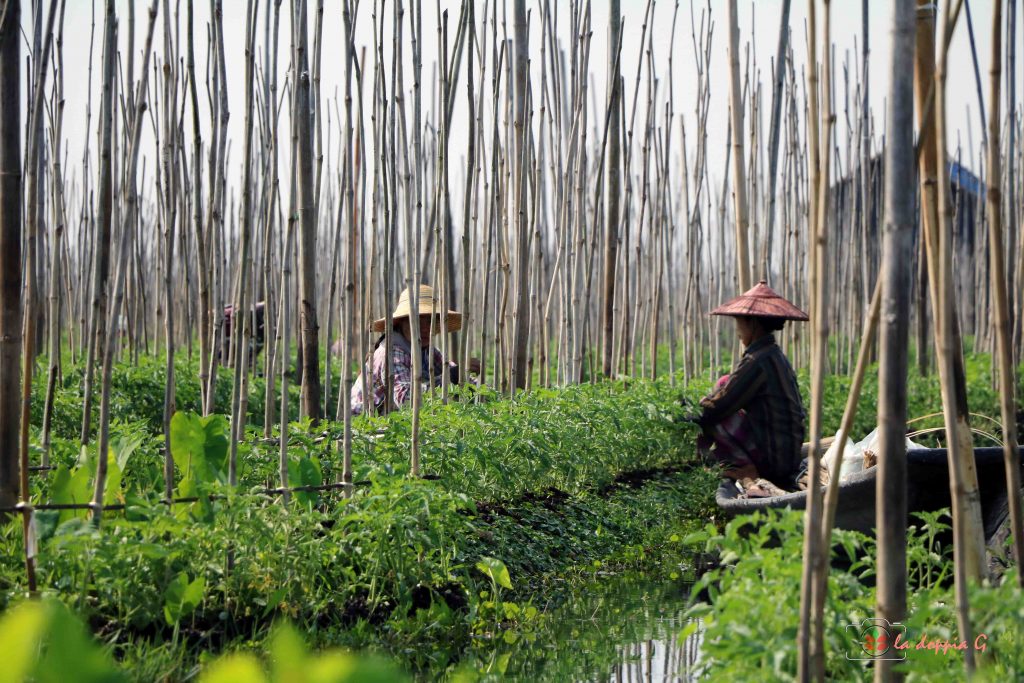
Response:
698,355,766,426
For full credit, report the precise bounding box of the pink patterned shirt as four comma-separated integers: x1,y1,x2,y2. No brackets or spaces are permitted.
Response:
350,334,455,415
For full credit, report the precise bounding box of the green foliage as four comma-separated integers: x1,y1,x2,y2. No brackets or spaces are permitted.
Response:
800,352,1008,447
687,509,1024,681
0,599,407,682
163,571,206,626
476,557,513,590
0,599,127,683
170,412,229,487
15,346,1017,680
1,374,714,680
31,353,280,444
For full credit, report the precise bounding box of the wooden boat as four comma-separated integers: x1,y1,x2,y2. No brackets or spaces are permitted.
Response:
715,447,1022,542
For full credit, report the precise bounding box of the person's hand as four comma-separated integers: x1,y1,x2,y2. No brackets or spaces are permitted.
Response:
467,357,482,375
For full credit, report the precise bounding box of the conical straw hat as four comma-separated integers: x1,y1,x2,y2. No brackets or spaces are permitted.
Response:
710,281,809,321
371,284,463,333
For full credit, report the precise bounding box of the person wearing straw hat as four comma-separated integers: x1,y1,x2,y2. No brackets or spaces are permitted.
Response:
687,281,808,498
351,284,480,415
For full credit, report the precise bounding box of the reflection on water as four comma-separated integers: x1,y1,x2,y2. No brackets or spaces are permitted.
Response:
452,574,703,682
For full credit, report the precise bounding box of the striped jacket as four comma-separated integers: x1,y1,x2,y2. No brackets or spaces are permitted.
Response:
698,334,806,486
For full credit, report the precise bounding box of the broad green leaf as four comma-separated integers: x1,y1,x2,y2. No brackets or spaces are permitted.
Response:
164,572,205,625
305,652,407,683
476,557,512,590
269,623,307,681
198,654,267,683
0,600,50,683
170,412,229,486
34,601,127,683
111,428,146,471
50,464,94,523
102,449,122,506
164,572,189,625
288,457,323,508
182,576,206,613
0,600,125,683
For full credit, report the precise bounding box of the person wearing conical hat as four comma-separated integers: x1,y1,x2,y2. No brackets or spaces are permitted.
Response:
690,281,808,498
351,285,480,415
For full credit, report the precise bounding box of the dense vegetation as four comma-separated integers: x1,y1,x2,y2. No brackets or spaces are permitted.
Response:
5,356,718,680
687,509,1024,681
1,349,1020,679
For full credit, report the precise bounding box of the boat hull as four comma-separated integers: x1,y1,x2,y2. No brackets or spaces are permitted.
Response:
714,447,1021,541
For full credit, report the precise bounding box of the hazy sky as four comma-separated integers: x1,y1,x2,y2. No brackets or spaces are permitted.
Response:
22,0,1011,197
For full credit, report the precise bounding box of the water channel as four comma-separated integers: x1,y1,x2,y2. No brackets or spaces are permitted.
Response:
453,573,703,681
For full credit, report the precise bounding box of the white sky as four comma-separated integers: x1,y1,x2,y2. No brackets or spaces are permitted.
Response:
23,0,1010,202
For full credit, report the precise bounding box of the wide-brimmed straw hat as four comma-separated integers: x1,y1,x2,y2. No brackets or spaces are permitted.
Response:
710,281,809,321
371,284,463,334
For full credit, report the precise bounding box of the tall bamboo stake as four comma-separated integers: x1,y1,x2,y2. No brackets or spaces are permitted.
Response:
294,0,322,423
185,0,208,415
340,0,358,494
160,0,180,504
932,0,986,672
0,0,23,514
725,0,751,292
874,2,916,679
799,0,833,679
91,0,159,523
601,0,622,379
227,0,259,485
41,0,68,467
762,0,792,283
80,0,117,448
984,0,1024,585
509,0,530,390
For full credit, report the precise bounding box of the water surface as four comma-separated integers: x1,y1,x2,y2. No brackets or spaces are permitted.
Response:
452,573,703,681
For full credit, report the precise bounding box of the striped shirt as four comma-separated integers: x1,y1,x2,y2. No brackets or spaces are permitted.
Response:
698,334,806,487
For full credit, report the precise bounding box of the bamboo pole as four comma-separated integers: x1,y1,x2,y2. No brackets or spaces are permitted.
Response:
931,0,986,672
263,0,283,429
41,0,68,467
762,0,792,283
0,0,23,514
799,0,833,679
1009,0,1021,367
19,0,60,590
80,0,117,448
227,0,259,485
725,0,751,293
339,0,357,494
294,0,322,424
510,0,530,391
160,0,180,504
984,0,1024,585
601,0,622,379
92,0,159,524
873,3,916,679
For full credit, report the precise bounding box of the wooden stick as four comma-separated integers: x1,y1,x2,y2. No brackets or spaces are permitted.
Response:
872,3,916,679
725,0,751,292
932,0,986,672
0,0,24,517
984,0,1024,586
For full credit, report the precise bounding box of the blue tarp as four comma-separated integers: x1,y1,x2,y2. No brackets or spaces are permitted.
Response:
948,161,983,197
